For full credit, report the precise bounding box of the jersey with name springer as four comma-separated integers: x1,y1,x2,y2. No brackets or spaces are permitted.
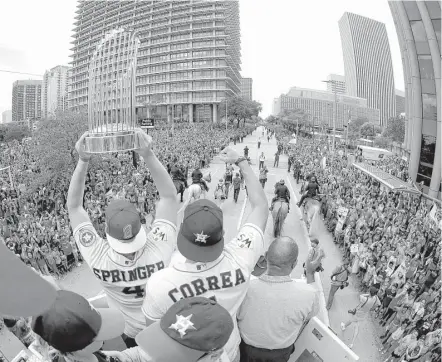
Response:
73,219,176,338
142,223,265,361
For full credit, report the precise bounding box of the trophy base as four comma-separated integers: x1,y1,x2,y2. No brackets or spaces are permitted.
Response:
84,131,138,153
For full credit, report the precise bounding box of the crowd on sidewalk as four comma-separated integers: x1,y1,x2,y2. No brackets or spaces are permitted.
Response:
2,126,326,362
1,123,440,362
0,123,253,280
268,126,441,362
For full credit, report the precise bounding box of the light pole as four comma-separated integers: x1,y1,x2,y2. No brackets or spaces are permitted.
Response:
345,110,351,156
322,80,338,153
225,99,228,131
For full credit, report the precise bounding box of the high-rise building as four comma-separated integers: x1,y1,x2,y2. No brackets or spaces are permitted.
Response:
69,0,241,123
339,12,396,126
395,89,405,115
1,110,12,124
389,1,441,198
326,74,346,94
12,80,42,122
41,65,71,119
272,86,380,129
240,77,253,100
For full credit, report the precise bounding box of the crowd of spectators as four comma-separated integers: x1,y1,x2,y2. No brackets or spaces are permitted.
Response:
0,123,252,280
271,128,441,362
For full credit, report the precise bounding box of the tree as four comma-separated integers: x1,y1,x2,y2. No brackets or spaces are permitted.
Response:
360,123,381,138
382,116,405,143
219,96,262,128
374,136,392,149
0,122,31,143
27,110,89,192
347,117,369,141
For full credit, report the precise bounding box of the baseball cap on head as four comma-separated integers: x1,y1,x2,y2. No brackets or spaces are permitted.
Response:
136,297,233,362
31,290,125,353
178,199,224,262
105,199,147,254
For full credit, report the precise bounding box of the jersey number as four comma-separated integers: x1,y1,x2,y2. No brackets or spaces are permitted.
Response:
122,286,145,298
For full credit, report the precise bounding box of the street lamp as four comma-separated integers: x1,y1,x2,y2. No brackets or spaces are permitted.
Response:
322,80,338,153
225,98,228,131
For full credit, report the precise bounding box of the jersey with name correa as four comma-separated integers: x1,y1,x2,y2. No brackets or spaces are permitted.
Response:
141,223,265,361
73,219,176,338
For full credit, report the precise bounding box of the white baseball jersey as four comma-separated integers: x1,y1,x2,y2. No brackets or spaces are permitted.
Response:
73,219,176,338
142,223,264,361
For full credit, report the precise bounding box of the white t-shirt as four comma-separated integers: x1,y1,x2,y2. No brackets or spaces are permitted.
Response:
73,219,176,337
259,155,265,161
142,223,265,361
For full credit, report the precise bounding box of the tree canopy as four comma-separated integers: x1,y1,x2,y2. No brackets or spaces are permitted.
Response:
382,116,405,143
0,122,31,143
219,96,262,128
27,110,89,191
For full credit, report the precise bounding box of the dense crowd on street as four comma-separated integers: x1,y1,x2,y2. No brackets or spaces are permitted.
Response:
0,122,440,362
271,127,441,362
1,125,325,362
0,123,252,279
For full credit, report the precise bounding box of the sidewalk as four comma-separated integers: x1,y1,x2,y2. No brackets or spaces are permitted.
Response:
278,148,381,361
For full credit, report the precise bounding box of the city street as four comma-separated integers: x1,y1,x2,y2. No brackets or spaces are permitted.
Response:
58,127,381,361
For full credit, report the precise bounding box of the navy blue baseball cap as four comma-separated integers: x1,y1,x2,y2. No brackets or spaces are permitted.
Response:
178,200,224,262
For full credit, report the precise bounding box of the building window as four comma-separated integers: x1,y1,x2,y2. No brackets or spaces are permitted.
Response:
418,55,435,80
411,21,431,55
404,2,421,21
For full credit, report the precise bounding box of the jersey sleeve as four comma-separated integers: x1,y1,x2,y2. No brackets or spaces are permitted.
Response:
72,222,107,266
146,219,177,252
141,272,172,321
224,223,265,274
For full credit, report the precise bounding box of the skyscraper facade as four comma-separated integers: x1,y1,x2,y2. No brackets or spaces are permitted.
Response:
12,80,42,122
389,1,441,198
240,77,253,100
41,65,71,119
339,12,396,126
1,110,12,124
69,0,241,123
272,86,380,129
326,74,346,94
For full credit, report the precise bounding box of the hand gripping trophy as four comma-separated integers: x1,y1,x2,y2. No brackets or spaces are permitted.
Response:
84,28,141,153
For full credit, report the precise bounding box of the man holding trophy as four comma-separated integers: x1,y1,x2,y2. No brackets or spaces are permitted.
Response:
67,129,178,348
66,29,178,347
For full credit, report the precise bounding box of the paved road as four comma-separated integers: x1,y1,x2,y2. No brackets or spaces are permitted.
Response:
58,127,380,360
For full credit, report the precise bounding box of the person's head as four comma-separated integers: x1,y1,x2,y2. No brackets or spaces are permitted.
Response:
32,290,125,357
177,200,224,263
342,258,350,269
137,297,233,362
265,236,299,276
369,286,378,297
279,179,285,185
103,199,147,258
310,238,319,249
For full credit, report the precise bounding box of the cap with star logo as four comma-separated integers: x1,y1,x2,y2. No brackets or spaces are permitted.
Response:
105,199,147,254
177,199,224,262
135,297,233,362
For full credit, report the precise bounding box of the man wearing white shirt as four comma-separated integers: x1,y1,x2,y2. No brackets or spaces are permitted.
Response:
142,147,269,362
237,237,319,362
259,152,265,170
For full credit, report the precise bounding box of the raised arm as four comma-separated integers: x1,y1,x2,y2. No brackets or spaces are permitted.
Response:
220,147,268,231
135,130,178,226
66,132,93,231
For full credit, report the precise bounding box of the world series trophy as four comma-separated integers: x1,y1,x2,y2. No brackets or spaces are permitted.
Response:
84,28,141,153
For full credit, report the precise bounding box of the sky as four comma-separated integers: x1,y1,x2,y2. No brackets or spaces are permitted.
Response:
0,0,404,118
